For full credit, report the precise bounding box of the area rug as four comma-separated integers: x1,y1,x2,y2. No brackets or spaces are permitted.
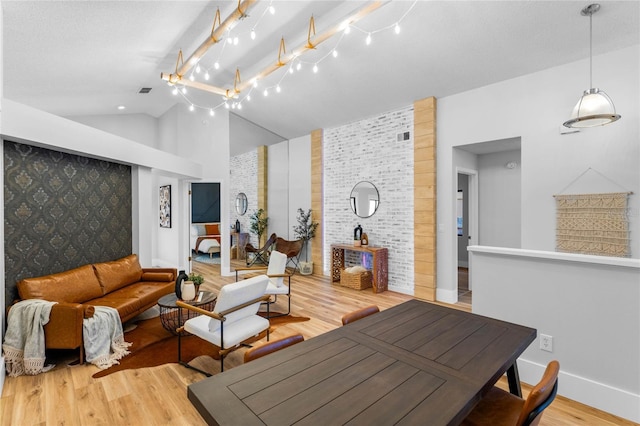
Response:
92,312,309,378
194,253,220,265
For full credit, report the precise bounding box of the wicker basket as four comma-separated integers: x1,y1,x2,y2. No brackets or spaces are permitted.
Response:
340,269,373,290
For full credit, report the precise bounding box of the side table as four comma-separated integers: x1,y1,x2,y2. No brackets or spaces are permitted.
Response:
158,291,216,335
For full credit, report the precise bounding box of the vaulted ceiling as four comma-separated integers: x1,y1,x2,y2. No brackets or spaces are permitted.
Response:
3,1,639,142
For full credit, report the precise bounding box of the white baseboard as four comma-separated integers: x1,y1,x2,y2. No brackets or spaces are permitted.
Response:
436,287,457,304
0,356,5,397
387,285,413,296
518,358,640,423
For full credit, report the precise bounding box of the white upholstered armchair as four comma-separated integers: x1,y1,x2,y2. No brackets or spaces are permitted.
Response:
176,274,271,374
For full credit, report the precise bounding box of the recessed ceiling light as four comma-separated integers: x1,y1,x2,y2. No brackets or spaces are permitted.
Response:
117,105,126,110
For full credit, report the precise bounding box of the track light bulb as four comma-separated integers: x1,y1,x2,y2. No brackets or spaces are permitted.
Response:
366,33,372,45
237,103,242,110
172,88,178,95
276,85,281,93
233,37,239,45
269,6,275,14
313,63,318,73
289,66,294,74
394,23,400,34
195,65,201,73
296,62,302,71
224,102,229,109
253,79,258,88
204,72,210,80
263,89,268,96
214,62,220,70
189,104,195,112
251,29,256,40
344,25,351,34
181,87,187,94
209,109,215,116
247,94,251,101
332,49,338,58
189,74,194,81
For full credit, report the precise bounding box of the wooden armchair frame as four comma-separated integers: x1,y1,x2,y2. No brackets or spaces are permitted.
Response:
176,295,270,375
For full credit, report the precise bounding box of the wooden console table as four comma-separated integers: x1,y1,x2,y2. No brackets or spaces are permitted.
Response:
230,232,249,260
331,244,388,293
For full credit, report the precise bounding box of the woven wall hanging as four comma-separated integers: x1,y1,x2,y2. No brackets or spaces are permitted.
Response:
554,192,630,257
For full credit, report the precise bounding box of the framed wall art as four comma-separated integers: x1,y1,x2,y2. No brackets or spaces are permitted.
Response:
159,185,171,228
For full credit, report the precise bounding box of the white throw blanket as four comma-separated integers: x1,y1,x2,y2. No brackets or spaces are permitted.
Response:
2,299,56,377
83,306,132,369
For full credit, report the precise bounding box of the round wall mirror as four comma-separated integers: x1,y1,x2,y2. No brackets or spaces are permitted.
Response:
350,181,380,218
235,193,248,216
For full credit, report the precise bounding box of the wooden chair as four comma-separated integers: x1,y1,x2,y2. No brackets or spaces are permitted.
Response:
274,237,303,271
244,233,277,266
341,305,380,325
176,275,271,375
244,334,304,363
461,360,560,426
235,250,293,317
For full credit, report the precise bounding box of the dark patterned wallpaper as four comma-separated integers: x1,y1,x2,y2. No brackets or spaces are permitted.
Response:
4,141,132,308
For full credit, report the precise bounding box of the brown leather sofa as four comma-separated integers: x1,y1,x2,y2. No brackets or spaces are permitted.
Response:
16,254,176,360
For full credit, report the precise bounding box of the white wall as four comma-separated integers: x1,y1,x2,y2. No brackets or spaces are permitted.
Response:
268,141,290,238
470,246,640,423
230,150,258,242
478,149,521,248
437,45,640,298
288,135,312,259
323,106,414,294
67,113,159,148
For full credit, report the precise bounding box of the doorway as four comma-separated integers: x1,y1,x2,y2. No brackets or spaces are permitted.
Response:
189,182,222,271
455,168,478,305
451,137,522,307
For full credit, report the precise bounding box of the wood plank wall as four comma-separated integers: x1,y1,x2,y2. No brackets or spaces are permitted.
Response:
257,145,268,246
413,97,437,301
310,129,324,275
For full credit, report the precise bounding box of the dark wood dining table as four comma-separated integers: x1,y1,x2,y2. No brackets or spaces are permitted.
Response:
187,299,536,426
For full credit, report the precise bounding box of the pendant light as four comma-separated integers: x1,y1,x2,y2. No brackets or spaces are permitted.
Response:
563,3,621,128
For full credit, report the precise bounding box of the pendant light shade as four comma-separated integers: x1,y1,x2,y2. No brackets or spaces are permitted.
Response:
563,4,621,128
565,88,620,128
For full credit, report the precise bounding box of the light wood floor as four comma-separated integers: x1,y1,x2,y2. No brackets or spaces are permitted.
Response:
0,260,636,425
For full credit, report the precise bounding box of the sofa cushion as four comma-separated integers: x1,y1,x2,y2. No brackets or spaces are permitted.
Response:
93,254,143,294
18,264,103,303
141,271,174,282
87,296,142,321
108,281,173,309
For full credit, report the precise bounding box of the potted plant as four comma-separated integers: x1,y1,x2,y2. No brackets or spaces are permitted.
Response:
188,272,204,294
293,208,319,275
249,208,269,247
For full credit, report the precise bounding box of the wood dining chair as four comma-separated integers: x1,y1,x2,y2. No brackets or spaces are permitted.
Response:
244,334,304,363
341,305,380,325
461,360,560,426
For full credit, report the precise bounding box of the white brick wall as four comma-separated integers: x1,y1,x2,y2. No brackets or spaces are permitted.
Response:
230,150,258,246
323,106,414,294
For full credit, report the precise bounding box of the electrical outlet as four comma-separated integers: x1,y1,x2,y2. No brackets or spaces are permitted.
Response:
540,334,553,352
